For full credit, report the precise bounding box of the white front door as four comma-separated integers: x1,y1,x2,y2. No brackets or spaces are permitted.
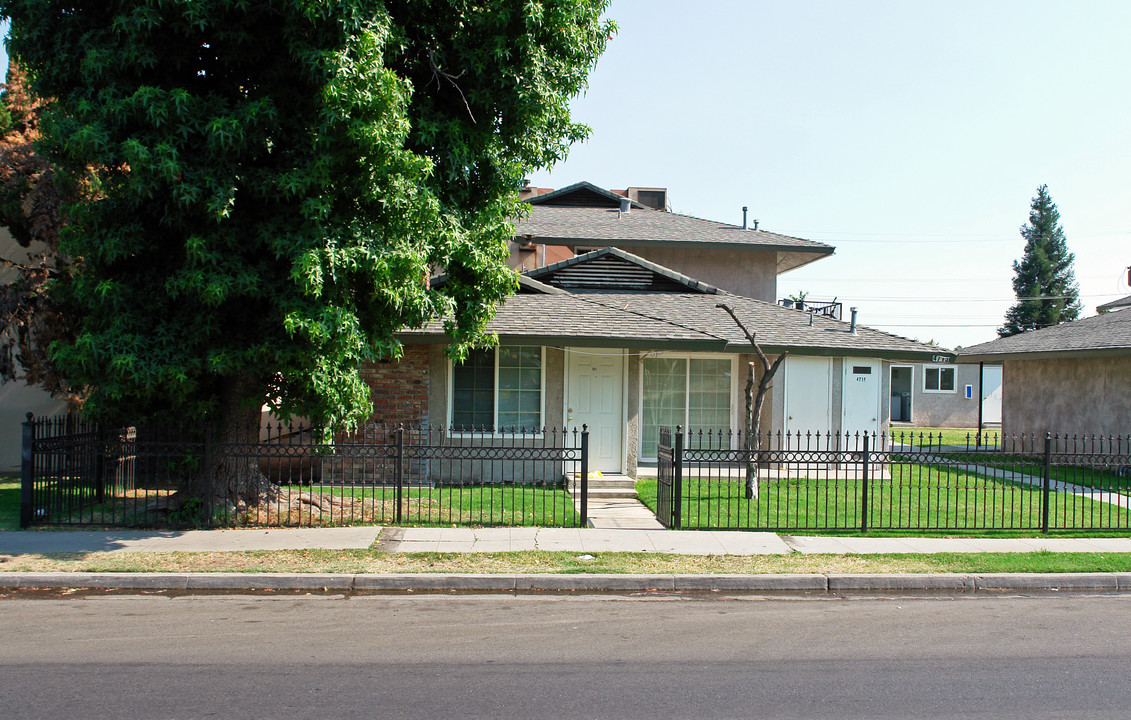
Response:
981,364,1003,424
785,356,831,436
842,358,881,435
566,348,625,473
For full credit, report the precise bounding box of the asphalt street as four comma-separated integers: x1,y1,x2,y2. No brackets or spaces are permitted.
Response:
2,592,1130,719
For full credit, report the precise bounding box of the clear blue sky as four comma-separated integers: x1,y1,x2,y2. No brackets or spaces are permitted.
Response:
528,0,1131,349
4,5,1128,349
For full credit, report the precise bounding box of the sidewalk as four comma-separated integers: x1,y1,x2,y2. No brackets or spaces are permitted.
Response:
4,527,1131,595
3,526,1131,556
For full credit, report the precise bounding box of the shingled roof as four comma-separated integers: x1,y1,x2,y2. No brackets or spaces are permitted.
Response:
511,181,834,274
960,310,1131,361
408,248,945,360
1097,294,1131,313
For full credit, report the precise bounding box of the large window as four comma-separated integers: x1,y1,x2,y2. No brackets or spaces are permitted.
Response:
923,365,956,393
641,356,732,459
451,346,543,430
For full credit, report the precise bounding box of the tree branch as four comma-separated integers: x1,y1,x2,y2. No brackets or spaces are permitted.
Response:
427,48,476,124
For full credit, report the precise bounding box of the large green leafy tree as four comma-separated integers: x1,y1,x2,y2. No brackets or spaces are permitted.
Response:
999,185,1081,338
3,0,612,504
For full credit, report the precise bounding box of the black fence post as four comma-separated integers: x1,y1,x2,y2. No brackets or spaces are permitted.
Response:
580,425,589,527
94,426,106,504
860,432,870,533
673,425,684,530
202,429,214,526
1041,433,1052,534
395,426,404,524
20,413,35,528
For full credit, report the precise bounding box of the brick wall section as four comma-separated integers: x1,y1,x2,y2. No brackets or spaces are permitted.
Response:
361,343,431,426
328,345,431,485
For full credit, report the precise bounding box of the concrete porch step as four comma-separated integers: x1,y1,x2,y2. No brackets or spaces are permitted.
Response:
584,488,639,500
565,473,637,496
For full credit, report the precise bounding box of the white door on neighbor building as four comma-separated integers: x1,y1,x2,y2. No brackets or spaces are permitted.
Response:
566,348,625,473
842,358,882,435
981,364,1003,424
785,356,831,437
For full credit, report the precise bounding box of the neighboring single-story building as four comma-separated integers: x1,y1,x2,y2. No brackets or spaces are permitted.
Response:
889,362,1002,428
369,247,946,477
959,306,1131,438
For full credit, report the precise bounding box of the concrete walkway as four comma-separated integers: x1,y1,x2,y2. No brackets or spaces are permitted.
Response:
3,526,1131,556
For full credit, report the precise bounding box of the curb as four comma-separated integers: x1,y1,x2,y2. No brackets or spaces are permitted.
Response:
3,572,1131,595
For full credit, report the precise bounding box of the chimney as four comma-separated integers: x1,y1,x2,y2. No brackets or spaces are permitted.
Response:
742,206,748,230
849,307,858,334
619,196,631,214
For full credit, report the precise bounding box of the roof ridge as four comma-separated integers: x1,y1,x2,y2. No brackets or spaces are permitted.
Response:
656,209,833,248
525,180,646,209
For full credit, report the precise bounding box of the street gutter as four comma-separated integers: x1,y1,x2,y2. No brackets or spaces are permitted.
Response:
2,571,1130,596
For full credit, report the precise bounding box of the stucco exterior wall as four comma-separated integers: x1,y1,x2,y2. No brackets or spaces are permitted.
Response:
1002,356,1131,437
1,382,68,471
608,245,778,302
1,229,71,470
898,363,1000,428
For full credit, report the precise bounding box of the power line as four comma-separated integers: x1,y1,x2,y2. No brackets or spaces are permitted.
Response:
792,230,1129,243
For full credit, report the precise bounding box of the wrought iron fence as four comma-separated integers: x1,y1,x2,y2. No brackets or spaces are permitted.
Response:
20,414,589,529
654,426,1131,532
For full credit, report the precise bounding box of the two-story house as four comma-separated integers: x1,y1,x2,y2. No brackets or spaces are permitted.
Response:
364,181,948,477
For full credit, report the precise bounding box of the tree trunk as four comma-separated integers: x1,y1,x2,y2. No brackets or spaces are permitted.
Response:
716,303,787,500
164,372,272,521
743,361,757,500
212,372,273,509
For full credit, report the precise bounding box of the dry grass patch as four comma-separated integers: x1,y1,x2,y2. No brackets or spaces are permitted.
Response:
237,489,436,526
3,549,1131,575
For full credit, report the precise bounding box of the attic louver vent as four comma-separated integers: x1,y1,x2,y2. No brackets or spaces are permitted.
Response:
540,256,689,292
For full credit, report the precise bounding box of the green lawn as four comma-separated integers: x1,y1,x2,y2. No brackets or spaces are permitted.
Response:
255,483,581,528
0,476,19,530
938,453,1131,495
639,461,1131,533
16,480,581,529
889,427,999,447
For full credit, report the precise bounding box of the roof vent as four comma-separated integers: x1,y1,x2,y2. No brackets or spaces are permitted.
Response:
619,196,631,214
742,206,748,230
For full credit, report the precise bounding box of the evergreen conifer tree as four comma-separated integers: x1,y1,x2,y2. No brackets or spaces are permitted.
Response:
998,185,1081,337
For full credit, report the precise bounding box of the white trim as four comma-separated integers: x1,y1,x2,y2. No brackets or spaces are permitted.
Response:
923,364,958,394
446,345,546,434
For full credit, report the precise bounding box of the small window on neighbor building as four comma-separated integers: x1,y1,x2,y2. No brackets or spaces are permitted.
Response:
852,366,872,374
924,365,956,393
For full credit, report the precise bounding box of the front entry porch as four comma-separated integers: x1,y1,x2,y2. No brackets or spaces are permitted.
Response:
566,471,663,529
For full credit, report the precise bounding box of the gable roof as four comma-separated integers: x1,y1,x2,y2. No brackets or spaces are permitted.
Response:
525,247,720,294
960,310,1131,361
526,181,647,209
1097,294,1131,313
